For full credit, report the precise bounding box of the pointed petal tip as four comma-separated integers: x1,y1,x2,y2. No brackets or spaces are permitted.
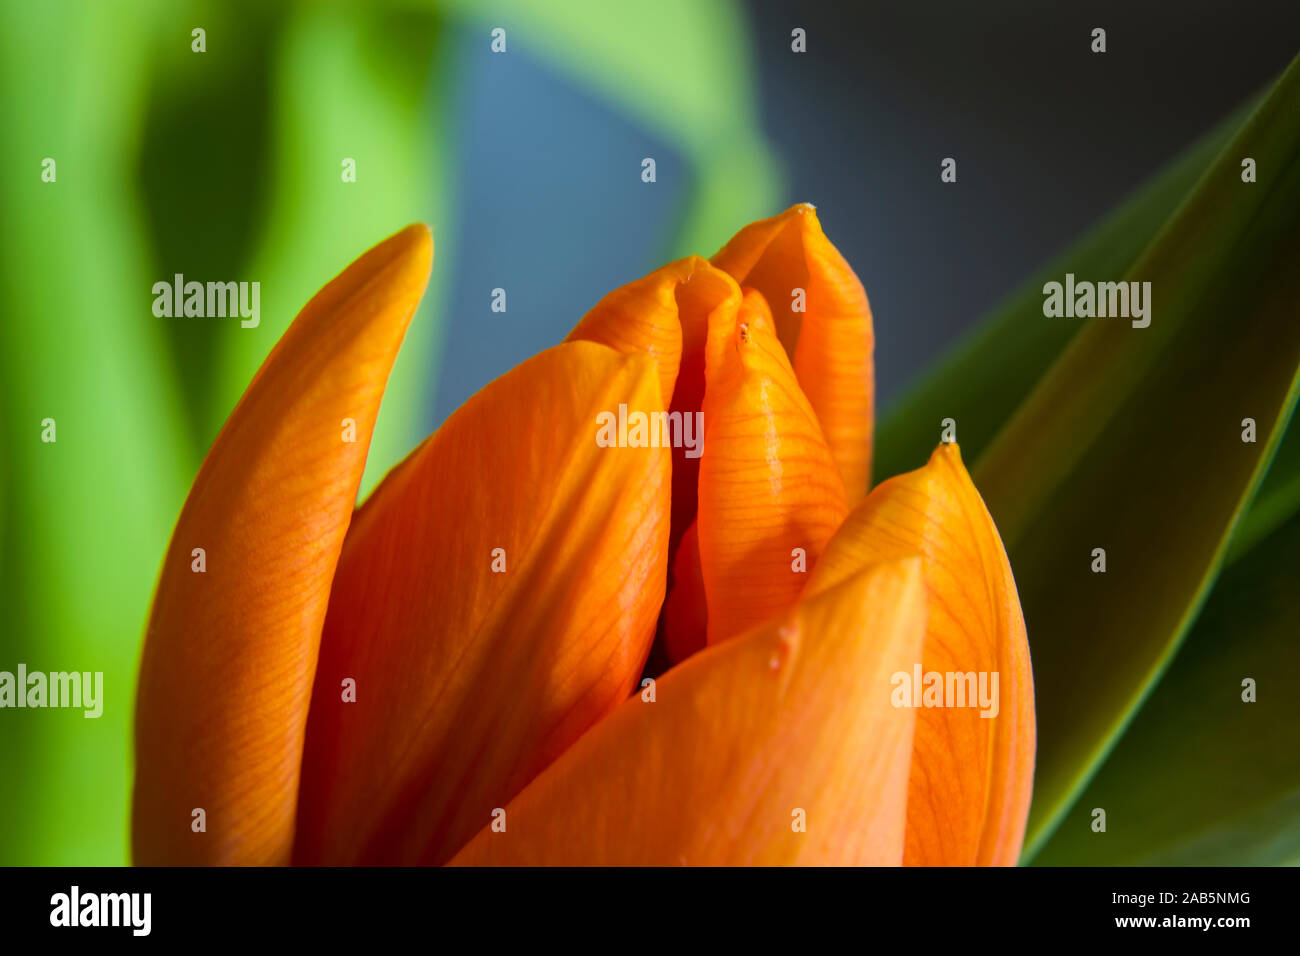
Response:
696,284,849,643
389,220,433,250
933,440,965,466
354,222,434,295
711,205,874,502
371,222,434,285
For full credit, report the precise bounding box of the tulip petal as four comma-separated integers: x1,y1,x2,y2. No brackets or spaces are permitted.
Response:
712,203,875,500
450,557,926,866
293,341,671,865
697,288,849,643
567,256,740,551
132,224,433,865
807,443,1035,865
566,255,738,410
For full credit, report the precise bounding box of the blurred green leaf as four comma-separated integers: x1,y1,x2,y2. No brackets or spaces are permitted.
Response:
972,53,1300,858
1224,416,1300,563
1033,509,1300,865
0,0,192,864
136,0,283,451
215,2,448,497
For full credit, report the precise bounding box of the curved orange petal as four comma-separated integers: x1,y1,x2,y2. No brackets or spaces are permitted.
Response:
712,203,875,500
132,224,433,865
566,256,740,551
697,288,848,644
807,443,1035,865
565,255,738,410
450,557,926,866
293,341,671,865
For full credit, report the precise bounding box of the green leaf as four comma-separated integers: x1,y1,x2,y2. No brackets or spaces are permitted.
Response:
133,2,284,453
971,53,1300,859
1224,415,1300,563
0,0,192,865
1032,509,1300,865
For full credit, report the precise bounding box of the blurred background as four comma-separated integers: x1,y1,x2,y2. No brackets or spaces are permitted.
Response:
1,0,1298,865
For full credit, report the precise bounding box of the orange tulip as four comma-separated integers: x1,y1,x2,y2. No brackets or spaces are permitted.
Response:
133,206,1035,867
